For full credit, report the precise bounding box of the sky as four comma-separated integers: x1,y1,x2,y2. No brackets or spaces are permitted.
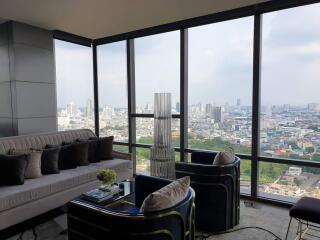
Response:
55,3,320,109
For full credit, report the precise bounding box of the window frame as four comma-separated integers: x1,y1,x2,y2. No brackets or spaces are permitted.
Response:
54,39,95,132
54,0,320,206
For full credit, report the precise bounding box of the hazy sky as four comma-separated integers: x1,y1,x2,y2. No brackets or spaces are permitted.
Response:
97,41,127,109
55,40,93,108
55,3,320,108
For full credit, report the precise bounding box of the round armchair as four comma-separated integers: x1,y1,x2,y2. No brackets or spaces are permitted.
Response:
68,175,195,240
176,151,240,233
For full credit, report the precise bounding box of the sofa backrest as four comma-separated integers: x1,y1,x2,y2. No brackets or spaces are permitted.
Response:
0,129,96,154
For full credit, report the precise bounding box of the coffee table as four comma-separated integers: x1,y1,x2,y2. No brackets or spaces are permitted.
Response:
70,179,134,210
67,180,136,239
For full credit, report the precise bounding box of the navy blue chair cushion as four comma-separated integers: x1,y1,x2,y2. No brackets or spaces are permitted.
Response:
290,197,320,224
135,174,172,208
176,157,241,232
191,151,217,165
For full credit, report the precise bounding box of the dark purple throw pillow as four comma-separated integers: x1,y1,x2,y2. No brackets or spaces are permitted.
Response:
76,138,99,163
45,144,77,170
73,142,89,166
0,154,29,185
89,136,114,160
41,147,60,174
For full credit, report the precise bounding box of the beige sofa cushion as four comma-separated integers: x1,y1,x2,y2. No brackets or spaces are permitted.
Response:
140,176,190,213
213,148,235,165
9,149,42,179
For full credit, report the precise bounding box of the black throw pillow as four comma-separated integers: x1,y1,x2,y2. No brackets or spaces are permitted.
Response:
76,139,99,163
41,147,60,174
0,154,29,185
62,141,90,166
45,144,77,170
90,136,114,160
72,141,89,166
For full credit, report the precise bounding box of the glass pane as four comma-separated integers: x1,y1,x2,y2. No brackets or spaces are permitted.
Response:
260,4,320,161
97,41,128,142
113,145,129,153
136,118,180,148
175,151,181,162
55,40,94,132
136,147,151,175
188,17,254,154
259,162,320,201
136,118,153,144
135,31,180,113
240,159,251,194
136,147,180,175
187,153,192,162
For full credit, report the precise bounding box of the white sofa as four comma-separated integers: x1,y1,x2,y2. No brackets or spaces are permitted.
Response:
0,129,133,230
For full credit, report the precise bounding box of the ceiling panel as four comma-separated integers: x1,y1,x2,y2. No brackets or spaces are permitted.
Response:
0,0,268,39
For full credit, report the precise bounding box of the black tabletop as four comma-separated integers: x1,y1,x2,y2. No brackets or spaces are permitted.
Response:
71,180,135,211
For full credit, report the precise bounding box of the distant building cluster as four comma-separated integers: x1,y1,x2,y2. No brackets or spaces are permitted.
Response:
189,101,251,148
58,99,94,131
262,166,320,200
58,99,320,199
260,103,320,159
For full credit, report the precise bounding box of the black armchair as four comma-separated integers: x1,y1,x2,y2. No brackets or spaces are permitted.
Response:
176,151,240,233
68,175,195,240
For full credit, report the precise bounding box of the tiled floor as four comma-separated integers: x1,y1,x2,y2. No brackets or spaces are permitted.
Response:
7,201,319,240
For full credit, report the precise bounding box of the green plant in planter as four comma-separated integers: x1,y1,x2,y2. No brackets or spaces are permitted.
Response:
97,169,117,186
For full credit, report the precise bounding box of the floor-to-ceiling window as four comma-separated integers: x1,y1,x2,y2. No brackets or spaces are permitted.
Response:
55,40,94,132
134,31,180,174
188,17,254,193
97,41,129,153
259,3,320,201
55,0,320,204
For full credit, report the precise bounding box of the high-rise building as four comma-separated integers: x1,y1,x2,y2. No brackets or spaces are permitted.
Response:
144,102,152,113
205,104,213,117
213,106,224,123
283,104,290,112
237,98,241,107
85,99,93,117
66,102,77,117
176,102,180,112
101,105,114,119
197,102,202,112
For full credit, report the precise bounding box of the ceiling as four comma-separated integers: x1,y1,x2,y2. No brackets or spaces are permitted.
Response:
0,0,268,39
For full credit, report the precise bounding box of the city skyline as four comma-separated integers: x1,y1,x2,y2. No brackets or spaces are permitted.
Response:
53,2,320,202
57,98,320,111
57,92,320,200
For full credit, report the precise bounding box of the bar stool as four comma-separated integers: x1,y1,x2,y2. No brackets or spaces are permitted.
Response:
286,197,320,240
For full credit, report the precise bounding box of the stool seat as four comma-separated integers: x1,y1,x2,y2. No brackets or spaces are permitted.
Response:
290,197,320,224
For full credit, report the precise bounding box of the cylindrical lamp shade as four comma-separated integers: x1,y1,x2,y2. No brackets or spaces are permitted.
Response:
150,93,175,179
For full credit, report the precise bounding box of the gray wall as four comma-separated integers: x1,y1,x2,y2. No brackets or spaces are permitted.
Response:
0,23,14,136
0,21,57,137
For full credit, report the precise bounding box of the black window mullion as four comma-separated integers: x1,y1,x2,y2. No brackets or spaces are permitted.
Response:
92,45,100,137
251,14,262,197
258,156,320,168
127,39,137,174
180,29,188,162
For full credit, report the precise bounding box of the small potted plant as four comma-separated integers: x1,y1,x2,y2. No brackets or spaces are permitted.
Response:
97,169,117,191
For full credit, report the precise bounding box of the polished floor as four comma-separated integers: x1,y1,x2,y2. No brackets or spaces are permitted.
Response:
7,200,319,240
